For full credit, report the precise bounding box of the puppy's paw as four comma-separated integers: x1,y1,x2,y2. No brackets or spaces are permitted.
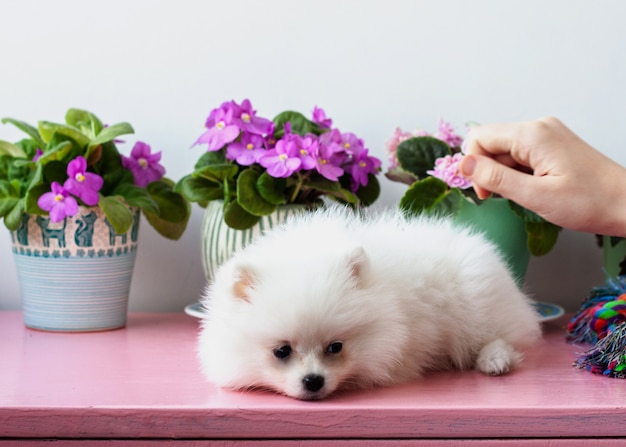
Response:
476,339,521,376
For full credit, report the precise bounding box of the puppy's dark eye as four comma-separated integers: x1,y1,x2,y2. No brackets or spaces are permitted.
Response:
273,345,292,360
326,341,343,354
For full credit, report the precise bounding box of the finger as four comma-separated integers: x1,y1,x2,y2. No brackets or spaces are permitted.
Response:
465,122,533,169
460,154,537,204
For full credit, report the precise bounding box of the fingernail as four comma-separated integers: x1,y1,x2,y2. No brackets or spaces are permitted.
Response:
460,155,476,176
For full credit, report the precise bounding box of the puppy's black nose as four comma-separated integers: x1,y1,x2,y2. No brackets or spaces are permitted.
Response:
302,374,325,392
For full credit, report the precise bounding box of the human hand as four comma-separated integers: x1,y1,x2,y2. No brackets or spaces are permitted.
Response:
460,117,626,237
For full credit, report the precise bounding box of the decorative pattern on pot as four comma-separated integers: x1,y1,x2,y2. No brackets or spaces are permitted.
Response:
10,206,140,332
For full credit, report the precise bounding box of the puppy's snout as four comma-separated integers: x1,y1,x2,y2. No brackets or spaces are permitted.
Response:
302,374,325,392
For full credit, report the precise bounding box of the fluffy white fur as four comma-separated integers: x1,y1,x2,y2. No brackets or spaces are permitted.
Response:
198,206,542,400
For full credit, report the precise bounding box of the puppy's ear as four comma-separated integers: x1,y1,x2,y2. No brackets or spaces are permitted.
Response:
232,263,257,302
346,246,369,287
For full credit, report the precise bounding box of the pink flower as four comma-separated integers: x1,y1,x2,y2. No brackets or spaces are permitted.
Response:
385,127,414,169
427,153,472,189
37,182,79,222
435,118,463,148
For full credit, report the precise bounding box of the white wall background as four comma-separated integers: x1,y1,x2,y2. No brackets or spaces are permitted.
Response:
1,0,623,313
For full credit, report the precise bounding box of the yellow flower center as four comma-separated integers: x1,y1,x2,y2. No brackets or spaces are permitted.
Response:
359,161,367,167
246,143,254,150
139,158,148,168
241,113,251,123
320,159,328,165
216,121,225,130
279,154,288,161
300,149,308,156
75,173,85,183
54,194,64,202
344,142,351,149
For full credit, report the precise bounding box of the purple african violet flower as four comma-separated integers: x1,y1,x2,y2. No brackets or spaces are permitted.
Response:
38,182,79,222
314,140,345,181
312,106,332,129
259,138,302,178
121,141,166,187
32,148,43,162
436,118,463,148
233,99,273,135
347,147,381,191
296,135,319,171
195,104,240,151
226,133,267,166
427,153,472,189
63,156,103,206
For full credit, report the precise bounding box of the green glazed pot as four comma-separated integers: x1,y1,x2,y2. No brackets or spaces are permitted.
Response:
454,197,530,287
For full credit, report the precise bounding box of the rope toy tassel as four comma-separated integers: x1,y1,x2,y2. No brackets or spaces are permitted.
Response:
574,322,626,377
567,291,626,377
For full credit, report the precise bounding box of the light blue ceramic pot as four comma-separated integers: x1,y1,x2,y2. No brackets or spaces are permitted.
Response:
10,206,140,332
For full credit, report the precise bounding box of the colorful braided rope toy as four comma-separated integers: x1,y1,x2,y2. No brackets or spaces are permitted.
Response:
567,276,626,377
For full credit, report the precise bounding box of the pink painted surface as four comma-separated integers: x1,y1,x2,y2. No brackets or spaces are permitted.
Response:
1,311,626,441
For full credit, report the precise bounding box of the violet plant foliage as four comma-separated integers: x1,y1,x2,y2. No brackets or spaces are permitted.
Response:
177,99,382,230
0,108,190,239
384,118,561,256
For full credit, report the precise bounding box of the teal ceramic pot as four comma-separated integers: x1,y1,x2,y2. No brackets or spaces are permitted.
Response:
10,206,140,332
454,197,530,287
201,200,313,282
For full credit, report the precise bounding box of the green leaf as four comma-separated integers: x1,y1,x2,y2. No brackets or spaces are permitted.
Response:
272,111,321,138
396,136,452,178
508,201,546,223
256,172,287,205
146,179,190,223
36,140,73,165
114,183,160,215
42,160,68,184
24,183,50,214
384,166,418,186
1,118,45,148
354,174,381,207
38,121,90,148
89,122,134,148
4,199,25,231
143,208,189,240
95,141,125,195
0,180,20,218
194,149,226,169
399,177,463,217
236,169,276,216
0,140,27,158
99,195,134,234
65,108,103,138
223,199,260,230
309,175,359,205
194,163,238,183
525,221,561,256
176,175,223,203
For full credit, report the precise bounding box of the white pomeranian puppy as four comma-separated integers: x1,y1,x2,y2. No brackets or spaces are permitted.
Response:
198,206,542,400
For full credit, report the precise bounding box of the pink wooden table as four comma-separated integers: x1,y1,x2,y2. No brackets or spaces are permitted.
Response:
1,311,626,446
